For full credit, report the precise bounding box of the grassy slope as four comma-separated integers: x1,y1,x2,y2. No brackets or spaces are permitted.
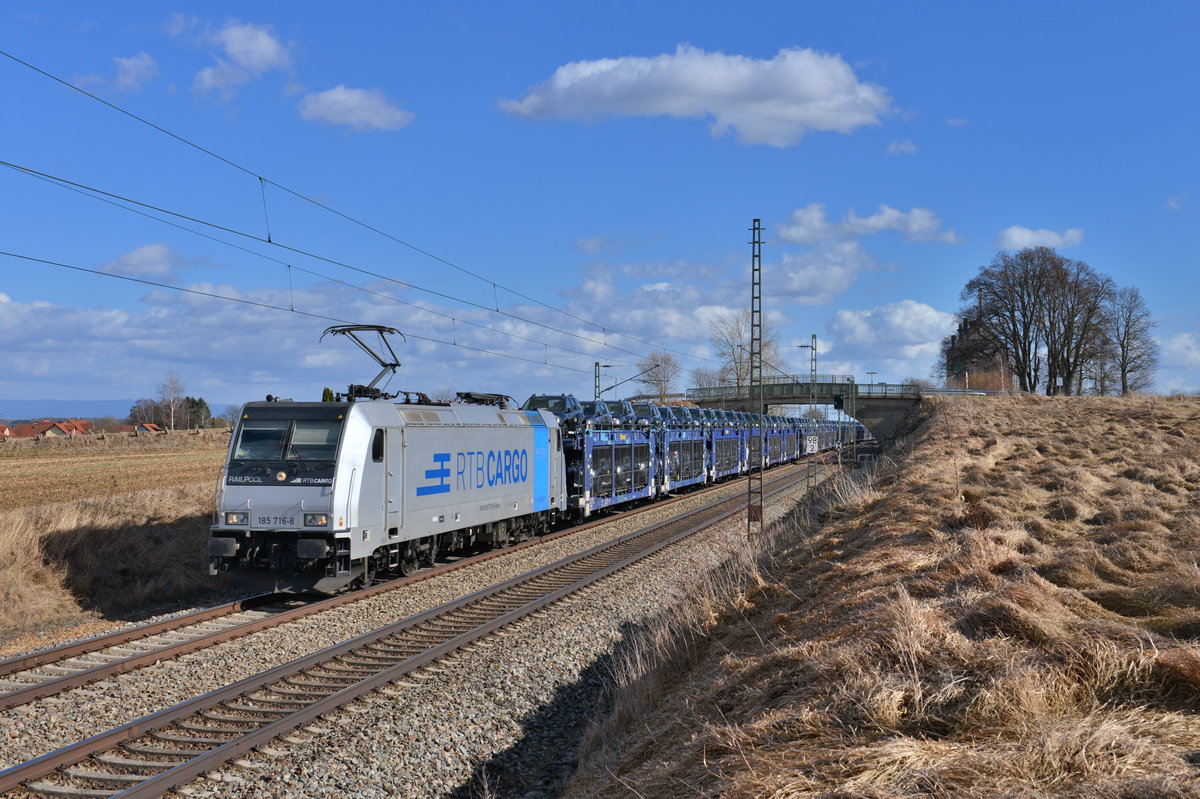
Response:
568,394,1200,798
0,432,229,642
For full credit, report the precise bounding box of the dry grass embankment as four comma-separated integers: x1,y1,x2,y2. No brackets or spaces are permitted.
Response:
0,432,229,646
569,394,1200,798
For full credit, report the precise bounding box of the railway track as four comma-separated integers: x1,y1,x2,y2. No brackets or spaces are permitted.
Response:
0,463,822,798
0,459,828,714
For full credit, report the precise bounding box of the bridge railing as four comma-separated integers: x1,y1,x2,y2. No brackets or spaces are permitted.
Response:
687,375,852,402
687,377,922,402
856,383,923,399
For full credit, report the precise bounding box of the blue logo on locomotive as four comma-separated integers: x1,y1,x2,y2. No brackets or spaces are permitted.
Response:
415,453,451,496
416,449,529,496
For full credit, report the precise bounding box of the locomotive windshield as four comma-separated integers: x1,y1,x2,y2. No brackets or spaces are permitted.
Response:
232,405,347,462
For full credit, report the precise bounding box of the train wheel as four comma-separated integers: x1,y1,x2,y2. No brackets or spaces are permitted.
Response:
398,542,419,576
420,535,439,567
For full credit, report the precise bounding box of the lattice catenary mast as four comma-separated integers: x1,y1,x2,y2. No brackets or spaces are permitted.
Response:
747,218,764,536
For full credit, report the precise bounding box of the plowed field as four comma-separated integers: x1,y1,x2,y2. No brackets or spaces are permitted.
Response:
0,432,228,511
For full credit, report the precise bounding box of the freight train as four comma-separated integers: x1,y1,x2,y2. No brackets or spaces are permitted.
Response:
207,326,868,593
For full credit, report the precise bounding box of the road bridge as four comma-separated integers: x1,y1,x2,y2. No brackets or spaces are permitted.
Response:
686,376,922,442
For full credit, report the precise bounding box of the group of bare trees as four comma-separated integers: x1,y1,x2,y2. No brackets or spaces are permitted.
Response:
636,309,788,401
127,373,219,429
941,247,1157,395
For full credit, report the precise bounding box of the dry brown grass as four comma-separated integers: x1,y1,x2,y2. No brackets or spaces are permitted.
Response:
568,395,1200,798
0,432,229,642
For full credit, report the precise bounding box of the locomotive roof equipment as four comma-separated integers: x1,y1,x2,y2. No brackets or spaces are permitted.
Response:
320,324,406,402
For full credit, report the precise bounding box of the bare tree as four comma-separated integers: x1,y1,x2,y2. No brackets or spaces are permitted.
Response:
963,248,1053,393
707,309,782,392
128,398,161,426
947,247,1156,397
1043,258,1113,395
219,405,241,428
636,351,681,403
689,365,723,391
431,386,456,403
1108,285,1158,394
157,372,186,431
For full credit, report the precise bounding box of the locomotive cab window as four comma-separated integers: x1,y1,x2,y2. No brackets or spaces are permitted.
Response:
371,429,384,462
233,419,289,460
231,405,347,463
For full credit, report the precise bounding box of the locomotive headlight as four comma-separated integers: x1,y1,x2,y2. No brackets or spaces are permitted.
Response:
304,513,329,527
225,512,249,525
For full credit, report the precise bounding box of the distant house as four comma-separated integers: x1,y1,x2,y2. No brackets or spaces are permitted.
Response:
9,420,80,439
7,419,98,439
111,423,165,435
0,424,9,439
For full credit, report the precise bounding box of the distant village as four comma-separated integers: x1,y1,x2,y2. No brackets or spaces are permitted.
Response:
0,419,167,441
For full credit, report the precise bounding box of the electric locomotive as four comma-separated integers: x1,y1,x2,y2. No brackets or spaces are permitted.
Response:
207,326,566,593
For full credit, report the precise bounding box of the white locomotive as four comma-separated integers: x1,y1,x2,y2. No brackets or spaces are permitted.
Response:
208,327,566,592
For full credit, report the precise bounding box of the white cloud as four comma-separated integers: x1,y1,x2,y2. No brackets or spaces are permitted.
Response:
574,235,608,255
500,44,891,147
993,225,1084,250
114,52,158,92
887,138,917,155
945,118,968,126
828,300,956,361
774,240,875,305
778,203,959,244
1161,333,1200,369
194,21,290,98
99,243,189,280
299,86,413,131
1167,193,1186,211
777,203,836,244
211,21,290,73
165,13,198,37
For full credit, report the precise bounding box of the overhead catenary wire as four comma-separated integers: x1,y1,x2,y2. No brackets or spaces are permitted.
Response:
6,160,635,367
0,158,646,364
0,249,594,375
0,47,709,366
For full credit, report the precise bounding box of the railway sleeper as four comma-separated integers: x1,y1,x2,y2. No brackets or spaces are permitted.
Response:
284,676,356,690
243,692,309,707
24,780,122,798
121,741,202,757
221,701,293,716
305,666,369,681
268,684,339,699
318,662,379,676
339,656,400,668
63,768,148,785
151,730,231,745
93,754,179,769
200,709,273,724
177,719,254,734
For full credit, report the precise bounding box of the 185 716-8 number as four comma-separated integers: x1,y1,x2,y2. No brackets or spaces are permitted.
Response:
258,515,296,526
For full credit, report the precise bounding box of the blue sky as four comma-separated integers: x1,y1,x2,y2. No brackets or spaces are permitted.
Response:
2,2,1197,416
